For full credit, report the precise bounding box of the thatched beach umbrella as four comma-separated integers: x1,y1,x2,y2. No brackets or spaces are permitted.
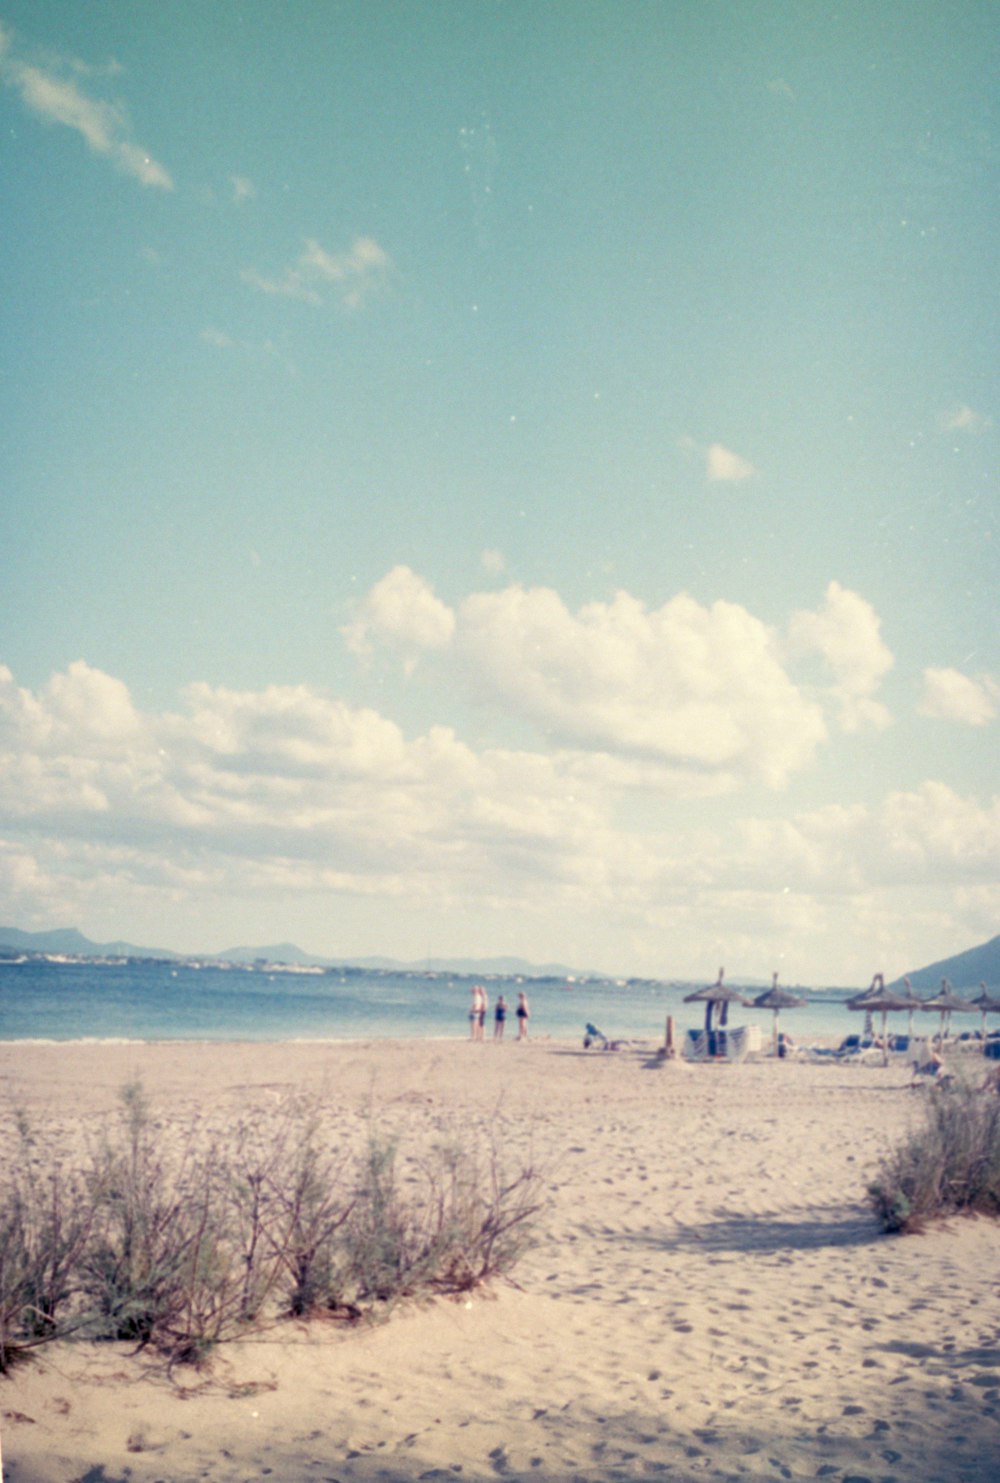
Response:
846,973,911,1065
683,967,750,1036
752,971,806,1055
969,982,1000,1053
895,976,926,1038
919,978,978,1046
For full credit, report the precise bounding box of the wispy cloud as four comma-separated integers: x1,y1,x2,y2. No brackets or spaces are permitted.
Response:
230,174,256,204
0,22,172,190
242,236,391,309
706,443,756,482
679,436,757,483
200,326,296,374
919,667,997,726
942,404,989,433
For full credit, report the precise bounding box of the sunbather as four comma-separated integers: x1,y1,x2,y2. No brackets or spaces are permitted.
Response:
910,1048,950,1086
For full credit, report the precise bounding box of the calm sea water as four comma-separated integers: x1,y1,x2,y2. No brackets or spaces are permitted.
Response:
0,958,866,1045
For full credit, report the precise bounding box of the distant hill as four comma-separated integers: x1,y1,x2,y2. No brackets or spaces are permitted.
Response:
889,933,1000,992
0,926,595,980
0,926,181,960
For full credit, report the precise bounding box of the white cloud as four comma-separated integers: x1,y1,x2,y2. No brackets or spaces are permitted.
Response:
347,573,827,788
230,174,256,204
919,667,997,726
1,656,997,983
0,29,172,190
243,236,391,309
787,580,894,731
201,326,235,349
454,585,825,786
706,443,755,482
942,404,988,433
342,566,456,666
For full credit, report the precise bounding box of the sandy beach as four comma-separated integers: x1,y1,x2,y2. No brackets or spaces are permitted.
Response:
2,1037,999,1483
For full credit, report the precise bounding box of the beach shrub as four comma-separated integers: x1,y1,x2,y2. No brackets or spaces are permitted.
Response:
0,1084,546,1371
868,1076,1000,1233
0,1118,94,1372
253,1100,355,1318
79,1081,204,1346
338,1129,544,1313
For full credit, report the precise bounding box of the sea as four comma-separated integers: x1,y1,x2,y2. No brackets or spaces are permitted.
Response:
0,957,866,1046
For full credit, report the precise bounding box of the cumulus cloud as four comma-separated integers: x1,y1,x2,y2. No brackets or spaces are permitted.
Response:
706,443,756,482
0,24,172,189
243,236,391,309
342,566,456,668
345,572,827,788
1,654,997,983
454,586,824,786
919,667,997,726
787,581,894,731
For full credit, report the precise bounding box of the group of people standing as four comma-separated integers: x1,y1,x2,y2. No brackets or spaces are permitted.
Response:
469,984,530,1041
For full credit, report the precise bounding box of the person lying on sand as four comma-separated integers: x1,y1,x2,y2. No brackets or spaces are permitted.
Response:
910,1048,951,1087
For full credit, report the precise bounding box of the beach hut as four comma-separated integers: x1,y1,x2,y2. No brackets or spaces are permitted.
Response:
969,983,1000,1054
846,973,912,1066
919,978,978,1046
752,972,806,1056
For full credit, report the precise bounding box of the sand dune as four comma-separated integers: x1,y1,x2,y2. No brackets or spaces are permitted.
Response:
2,1038,999,1482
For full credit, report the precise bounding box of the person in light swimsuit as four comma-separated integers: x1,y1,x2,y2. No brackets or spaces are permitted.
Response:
470,983,486,1041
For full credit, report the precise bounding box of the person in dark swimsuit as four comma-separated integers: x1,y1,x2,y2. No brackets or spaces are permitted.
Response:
516,991,530,1040
493,993,508,1040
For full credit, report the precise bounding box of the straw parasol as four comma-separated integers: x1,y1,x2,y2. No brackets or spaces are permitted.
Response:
846,972,912,1065
683,967,751,1036
894,975,926,1038
969,982,1000,1054
918,978,978,1045
752,971,806,1055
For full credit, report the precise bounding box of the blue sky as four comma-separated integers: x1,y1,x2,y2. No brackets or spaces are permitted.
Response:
1,2,997,984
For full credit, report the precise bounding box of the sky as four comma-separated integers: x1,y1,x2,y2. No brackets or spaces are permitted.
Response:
0,1,997,986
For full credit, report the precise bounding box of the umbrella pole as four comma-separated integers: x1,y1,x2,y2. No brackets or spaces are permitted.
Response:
881,1008,889,1066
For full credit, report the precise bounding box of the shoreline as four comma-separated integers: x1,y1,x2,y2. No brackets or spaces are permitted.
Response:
2,1038,999,1483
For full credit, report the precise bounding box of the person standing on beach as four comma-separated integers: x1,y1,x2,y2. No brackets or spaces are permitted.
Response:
470,984,486,1041
516,990,530,1040
494,993,508,1040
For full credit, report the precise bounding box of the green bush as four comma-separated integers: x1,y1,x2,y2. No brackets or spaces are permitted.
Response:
868,1077,1000,1233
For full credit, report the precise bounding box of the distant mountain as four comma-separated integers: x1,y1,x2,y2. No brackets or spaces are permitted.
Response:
889,933,1000,992
219,946,594,977
0,926,182,960
0,926,596,980
216,942,326,967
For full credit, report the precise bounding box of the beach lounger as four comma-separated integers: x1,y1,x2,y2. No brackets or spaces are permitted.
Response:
723,1026,752,1063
